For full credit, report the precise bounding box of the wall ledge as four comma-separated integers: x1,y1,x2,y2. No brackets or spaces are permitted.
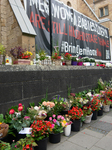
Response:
0,65,111,72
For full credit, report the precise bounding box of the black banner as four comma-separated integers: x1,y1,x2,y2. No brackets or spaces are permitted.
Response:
26,0,110,60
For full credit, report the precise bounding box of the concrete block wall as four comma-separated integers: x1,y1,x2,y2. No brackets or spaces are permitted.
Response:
0,65,112,114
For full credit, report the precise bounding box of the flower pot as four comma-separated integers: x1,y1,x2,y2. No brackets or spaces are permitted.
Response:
77,62,83,66
90,63,95,66
49,133,61,143
83,62,90,66
53,59,61,66
64,124,71,137
13,59,30,65
71,61,77,66
103,105,110,112
62,61,66,65
71,119,81,132
65,60,71,65
84,113,93,124
92,110,97,120
98,106,103,116
34,137,48,150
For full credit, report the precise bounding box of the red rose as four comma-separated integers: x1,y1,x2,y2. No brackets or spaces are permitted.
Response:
18,106,23,111
18,103,22,107
9,109,15,115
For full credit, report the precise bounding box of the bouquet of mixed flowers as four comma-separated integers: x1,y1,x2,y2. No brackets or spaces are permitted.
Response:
49,114,66,134
30,120,52,141
82,104,92,117
64,115,72,126
91,96,101,111
68,106,83,120
28,106,47,120
5,103,31,132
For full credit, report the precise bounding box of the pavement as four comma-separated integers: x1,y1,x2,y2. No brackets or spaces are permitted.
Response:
47,108,112,150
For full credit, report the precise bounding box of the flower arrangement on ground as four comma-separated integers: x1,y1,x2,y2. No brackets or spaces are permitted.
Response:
91,96,101,111
68,106,83,120
5,103,31,132
82,102,92,117
30,120,52,141
49,114,66,134
28,105,47,121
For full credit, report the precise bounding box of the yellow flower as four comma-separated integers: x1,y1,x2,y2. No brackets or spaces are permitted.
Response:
0,122,2,124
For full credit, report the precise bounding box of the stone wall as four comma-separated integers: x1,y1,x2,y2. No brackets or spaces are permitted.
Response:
0,65,112,114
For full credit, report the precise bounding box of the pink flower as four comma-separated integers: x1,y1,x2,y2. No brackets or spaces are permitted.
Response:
51,124,55,129
49,117,52,121
70,93,75,97
42,101,47,106
24,116,30,120
18,103,22,107
9,109,15,115
57,115,61,119
53,119,57,123
18,106,23,111
52,114,56,118
61,116,65,120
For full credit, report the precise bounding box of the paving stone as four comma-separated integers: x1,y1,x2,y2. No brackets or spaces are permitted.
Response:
99,116,112,124
80,129,105,139
95,135,112,150
68,132,99,149
90,146,105,150
90,121,112,132
48,141,87,150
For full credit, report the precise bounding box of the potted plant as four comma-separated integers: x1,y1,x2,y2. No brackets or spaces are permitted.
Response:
64,52,72,65
0,140,11,150
30,120,52,150
0,43,5,65
77,57,83,66
102,90,112,112
5,103,31,142
90,58,95,66
68,106,83,131
48,114,66,143
10,46,32,65
83,57,90,66
71,56,78,65
37,49,49,65
11,134,37,150
63,115,72,136
91,96,101,120
51,52,61,65
82,101,93,123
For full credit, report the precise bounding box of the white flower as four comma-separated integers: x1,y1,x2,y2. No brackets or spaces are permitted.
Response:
79,98,83,103
34,106,39,111
86,92,92,97
83,99,89,104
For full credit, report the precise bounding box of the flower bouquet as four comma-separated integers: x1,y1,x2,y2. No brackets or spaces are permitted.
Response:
63,115,72,136
0,140,11,150
48,114,66,143
64,53,72,65
28,106,47,120
5,103,31,133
